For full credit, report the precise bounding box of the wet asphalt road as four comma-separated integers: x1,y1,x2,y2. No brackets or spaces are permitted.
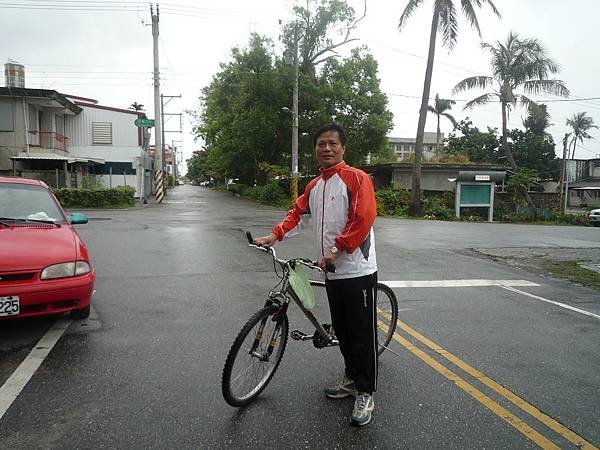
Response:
1,185,599,449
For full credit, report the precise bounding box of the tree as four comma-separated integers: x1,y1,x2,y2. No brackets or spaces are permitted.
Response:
427,93,457,146
442,119,500,163
566,112,598,159
192,3,393,186
129,102,144,111
282,0,366,75
398,0,500,215
453,32,569,216
522,103,551,135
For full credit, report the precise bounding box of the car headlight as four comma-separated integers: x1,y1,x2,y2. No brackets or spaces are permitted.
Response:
41,261,91,280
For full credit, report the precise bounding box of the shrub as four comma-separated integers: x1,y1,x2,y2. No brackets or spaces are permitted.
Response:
248,180,288,207
423,196,455,220
54,186,136,208
375,185,410,216
227,183,250,196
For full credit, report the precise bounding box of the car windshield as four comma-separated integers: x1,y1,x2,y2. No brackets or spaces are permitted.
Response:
0,184,66,224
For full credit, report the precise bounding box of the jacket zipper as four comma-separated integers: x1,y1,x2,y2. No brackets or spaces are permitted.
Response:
321,178,326,257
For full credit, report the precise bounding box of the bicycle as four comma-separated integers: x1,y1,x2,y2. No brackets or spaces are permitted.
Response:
221,231,399,407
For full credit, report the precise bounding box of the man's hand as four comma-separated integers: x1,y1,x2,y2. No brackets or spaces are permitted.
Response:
253,233,278,247
318,250,337,272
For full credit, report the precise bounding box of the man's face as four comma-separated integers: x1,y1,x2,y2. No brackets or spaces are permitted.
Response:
315,130,346,169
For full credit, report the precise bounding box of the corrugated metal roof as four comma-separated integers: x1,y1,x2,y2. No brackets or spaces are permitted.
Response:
10,154,105,164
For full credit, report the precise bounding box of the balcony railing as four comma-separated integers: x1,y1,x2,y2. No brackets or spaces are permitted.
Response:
28,131,69,152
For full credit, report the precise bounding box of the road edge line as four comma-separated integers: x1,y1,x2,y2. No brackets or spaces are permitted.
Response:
498,285,600,320
0,318,72,421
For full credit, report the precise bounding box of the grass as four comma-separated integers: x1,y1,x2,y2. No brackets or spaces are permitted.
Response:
542,260,600,290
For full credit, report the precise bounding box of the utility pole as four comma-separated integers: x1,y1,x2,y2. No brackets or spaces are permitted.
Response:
151,3,164,203
291,28,299,203
161,94,182,187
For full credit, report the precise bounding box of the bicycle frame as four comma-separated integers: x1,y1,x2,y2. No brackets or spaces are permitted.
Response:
250,242,338,348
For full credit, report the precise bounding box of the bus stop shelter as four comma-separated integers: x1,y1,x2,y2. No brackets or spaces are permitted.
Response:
452,171,506,222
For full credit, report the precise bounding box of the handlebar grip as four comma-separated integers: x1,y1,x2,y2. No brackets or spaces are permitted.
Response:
245,231,254,244
326,261,336,273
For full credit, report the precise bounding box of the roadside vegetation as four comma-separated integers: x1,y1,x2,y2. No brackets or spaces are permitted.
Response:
187,0,598,222
542,261,600,290
54,186,136,209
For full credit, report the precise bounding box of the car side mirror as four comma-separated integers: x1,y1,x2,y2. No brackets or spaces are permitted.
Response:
69,213,89,224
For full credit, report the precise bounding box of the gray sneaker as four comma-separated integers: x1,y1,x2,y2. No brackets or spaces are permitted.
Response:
324,376,358,399
351,393,374,426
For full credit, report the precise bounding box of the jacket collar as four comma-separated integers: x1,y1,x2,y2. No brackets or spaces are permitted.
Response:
319,161,346,180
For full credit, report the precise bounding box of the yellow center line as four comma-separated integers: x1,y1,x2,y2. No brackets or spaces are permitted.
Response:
378,321,560,450
377,310,599,450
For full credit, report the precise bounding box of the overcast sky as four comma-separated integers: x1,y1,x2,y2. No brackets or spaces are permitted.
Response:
2,0,599,172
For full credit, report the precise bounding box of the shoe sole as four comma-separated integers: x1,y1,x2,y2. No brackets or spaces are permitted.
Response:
325,391,357,399
351,414,372,426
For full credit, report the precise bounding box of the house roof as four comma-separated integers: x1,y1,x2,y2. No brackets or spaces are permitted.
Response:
0,87,81,114
363,162,508,173
10,154,105,164
74,101,146,117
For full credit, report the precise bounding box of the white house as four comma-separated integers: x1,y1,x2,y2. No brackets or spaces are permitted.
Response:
0,62,151,197
64,94,151,195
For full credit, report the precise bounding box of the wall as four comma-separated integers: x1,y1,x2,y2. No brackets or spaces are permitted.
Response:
391,169,457,191
66,105,142,163
0,97,26,172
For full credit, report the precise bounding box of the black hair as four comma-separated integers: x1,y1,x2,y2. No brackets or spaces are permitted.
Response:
313,123,347,147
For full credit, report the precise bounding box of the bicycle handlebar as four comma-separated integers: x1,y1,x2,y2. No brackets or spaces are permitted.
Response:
245,231,335,273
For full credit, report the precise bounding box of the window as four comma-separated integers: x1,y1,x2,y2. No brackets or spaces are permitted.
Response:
92,121,112,145
55,114,64,136
0,99,14,131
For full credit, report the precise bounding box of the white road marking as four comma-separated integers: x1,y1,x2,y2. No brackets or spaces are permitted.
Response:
0,318,72,420
381,279,540,288
498,285,600,321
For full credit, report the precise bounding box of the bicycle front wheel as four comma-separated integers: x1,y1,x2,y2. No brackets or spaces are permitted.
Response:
376,283,398,356
222,306,289,407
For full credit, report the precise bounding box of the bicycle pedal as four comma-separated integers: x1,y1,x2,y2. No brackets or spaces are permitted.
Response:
290,330,308,341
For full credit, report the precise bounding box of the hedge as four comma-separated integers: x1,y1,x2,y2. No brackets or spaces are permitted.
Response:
54,186,136,208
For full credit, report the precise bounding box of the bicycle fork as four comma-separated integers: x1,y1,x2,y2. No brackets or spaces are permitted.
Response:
249,308,285,362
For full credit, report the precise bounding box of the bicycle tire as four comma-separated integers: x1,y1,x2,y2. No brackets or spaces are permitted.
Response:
222,306,289,407
376,283,398,356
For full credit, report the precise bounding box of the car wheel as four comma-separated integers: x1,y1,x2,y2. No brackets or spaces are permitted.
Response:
70,305,90,320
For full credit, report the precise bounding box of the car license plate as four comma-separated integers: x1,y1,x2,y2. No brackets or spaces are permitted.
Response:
0,296,20,316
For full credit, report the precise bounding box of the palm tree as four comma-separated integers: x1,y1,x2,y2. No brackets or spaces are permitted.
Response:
522,103,551,135
427,94,457,146
558,132,571,213
566,112,597,159
130,102,145,111
398,0,500,215
453,32,569,216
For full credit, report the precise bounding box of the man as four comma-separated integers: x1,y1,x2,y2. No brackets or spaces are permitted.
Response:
253,123,378,426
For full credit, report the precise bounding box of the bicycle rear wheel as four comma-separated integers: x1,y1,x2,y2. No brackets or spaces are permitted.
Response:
222,306,289,407
375,283,398,356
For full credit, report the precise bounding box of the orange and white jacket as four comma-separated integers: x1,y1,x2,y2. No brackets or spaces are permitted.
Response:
272,161,377,280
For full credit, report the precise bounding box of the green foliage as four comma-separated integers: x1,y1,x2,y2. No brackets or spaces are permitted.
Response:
80,176,104,190
192,2,393,185
54,186,135,208
505,168,539,207
375,185,411,216
509,129,559,179
423,192,455,220
248,180,289,207
442,119,501,163
186,150,209,183
227,183,250,196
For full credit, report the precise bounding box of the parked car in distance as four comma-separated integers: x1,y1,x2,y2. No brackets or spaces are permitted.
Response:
588,208,600,227
0,176,95,320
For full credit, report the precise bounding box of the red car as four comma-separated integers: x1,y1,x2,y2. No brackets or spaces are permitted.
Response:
0,176,95,320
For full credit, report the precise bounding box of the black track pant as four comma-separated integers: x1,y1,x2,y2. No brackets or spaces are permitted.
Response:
325,272,378,394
